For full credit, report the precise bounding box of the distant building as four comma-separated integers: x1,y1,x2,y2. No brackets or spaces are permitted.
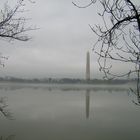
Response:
86,51,90,81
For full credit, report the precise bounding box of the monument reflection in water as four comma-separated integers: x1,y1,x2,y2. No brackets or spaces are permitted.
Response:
85,89,90,119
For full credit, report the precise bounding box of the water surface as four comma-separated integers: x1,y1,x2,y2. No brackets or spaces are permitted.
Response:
0,83,140,140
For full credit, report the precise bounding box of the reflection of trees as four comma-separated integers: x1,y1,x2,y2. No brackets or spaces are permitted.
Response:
0,135,15,140
133,96,140,106
0,97,13,119
128,90,140,106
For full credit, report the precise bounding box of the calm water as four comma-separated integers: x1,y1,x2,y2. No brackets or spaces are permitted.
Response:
0,83,140,140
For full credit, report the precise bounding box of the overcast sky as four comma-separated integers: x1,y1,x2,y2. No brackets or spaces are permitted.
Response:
0,0,139,79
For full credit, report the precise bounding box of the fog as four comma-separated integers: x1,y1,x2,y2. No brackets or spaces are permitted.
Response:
0,0,139,78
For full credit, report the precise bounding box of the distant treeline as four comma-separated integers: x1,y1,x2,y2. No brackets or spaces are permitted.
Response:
0,77,136,84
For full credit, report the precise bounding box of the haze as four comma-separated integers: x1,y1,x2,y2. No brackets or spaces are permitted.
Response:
0,0,139,79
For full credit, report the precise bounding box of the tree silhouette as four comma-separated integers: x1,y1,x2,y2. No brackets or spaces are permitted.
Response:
0,0,35,41
0,0,35,116
73,0,140,102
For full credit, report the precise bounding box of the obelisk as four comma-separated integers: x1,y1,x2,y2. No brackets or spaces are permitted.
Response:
86,51,90,81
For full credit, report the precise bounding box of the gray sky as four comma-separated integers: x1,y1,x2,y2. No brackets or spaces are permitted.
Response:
0,0,139,79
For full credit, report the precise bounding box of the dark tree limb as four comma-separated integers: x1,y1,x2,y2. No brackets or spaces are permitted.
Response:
0,0,36,42
73,0,140,103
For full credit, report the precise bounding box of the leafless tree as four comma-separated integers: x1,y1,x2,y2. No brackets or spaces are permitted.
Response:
0,0,35,66
0,0,35,41
73,0,140,103
0,0,35,116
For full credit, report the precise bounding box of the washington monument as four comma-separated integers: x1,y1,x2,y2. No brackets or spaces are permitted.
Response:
86,51,90,81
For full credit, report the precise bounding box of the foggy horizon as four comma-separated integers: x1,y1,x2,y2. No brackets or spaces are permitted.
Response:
0,0,139,79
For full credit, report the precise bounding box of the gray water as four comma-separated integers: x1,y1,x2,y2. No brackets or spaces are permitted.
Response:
0,83,140,140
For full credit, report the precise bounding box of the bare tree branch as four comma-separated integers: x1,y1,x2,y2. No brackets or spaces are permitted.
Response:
73,0,140,103
0,0,35,118
0,0,35,42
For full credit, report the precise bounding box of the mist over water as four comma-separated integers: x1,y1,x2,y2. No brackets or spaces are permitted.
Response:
0,83,140,140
